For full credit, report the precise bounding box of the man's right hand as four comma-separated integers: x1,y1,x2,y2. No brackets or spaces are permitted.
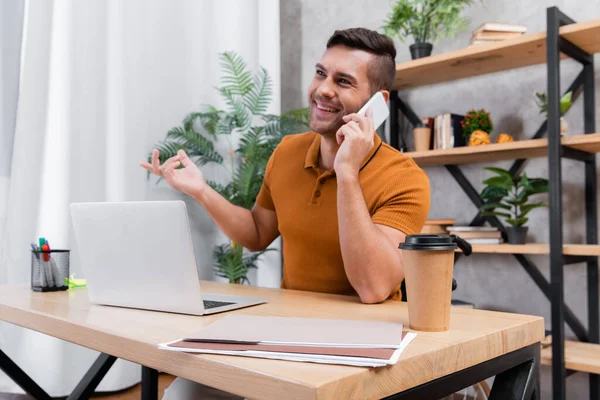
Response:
140,149,207,198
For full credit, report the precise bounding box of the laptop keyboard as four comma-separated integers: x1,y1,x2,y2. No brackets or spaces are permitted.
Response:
203,300,236,309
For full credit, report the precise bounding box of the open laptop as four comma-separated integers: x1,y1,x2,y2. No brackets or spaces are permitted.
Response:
69,200,268,315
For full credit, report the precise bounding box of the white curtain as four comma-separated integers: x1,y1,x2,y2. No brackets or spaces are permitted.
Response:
0,0,281,395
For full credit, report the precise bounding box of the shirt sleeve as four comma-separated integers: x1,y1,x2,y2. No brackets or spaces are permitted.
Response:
255,146,277,211
371,164,430,235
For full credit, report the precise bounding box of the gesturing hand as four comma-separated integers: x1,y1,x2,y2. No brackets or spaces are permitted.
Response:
140,149,207,198
333,107,375,179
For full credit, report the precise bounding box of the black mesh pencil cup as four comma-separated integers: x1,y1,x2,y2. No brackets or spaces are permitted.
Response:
31,249,70,292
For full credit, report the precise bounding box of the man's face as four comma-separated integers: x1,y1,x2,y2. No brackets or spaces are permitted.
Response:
307,45,374,136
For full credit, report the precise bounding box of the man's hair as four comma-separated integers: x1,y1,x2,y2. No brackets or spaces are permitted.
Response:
326,28,396,92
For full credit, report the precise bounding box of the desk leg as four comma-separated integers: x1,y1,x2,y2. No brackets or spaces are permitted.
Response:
0,349,52,400
384,344,540,400
66,353,117,400
142,366,158,400
489,344,540,400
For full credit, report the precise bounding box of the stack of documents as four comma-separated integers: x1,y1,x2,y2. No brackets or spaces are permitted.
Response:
159,315,417,367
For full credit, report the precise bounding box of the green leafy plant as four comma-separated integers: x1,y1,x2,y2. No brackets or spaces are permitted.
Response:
382,0,477,44
460,108,493,137
479,167,548,227
534,91,573,116
148,52,309,283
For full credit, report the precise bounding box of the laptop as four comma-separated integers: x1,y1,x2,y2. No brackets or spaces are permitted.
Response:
69,200,268,315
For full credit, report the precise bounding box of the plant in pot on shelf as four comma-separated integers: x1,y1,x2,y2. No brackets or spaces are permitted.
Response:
461,108,493,146
147,52,309,284
534,91,573,135
478,167,549,244
382,0,478,60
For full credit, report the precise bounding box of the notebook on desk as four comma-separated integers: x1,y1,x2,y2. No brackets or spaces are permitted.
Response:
158,315,417,367
183,315,406,347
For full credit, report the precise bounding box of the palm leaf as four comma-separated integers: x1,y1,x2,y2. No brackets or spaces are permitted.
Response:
183,107,224,138
244,66,272,116
219,52,254,97
231,159,263,209
165,127,223,165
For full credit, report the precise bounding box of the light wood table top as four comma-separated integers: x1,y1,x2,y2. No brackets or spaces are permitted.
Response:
0,282,544,400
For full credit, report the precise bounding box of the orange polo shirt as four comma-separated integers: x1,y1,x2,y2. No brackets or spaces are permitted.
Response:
256,131,430,297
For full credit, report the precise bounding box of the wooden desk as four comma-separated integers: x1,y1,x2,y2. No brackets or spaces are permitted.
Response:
0,282,544,400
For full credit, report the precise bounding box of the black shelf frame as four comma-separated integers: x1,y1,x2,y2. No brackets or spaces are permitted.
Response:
389,6,598,400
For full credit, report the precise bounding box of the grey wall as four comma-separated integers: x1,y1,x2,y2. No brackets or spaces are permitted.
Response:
281,0,600,398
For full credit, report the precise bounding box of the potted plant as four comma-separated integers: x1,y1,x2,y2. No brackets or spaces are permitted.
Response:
534,91,573,135
148,52,309,284
382,0,478,59
478,167,548,244
461,108,493,146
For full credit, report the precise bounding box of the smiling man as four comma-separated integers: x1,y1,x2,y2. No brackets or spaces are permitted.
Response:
143,28,430,399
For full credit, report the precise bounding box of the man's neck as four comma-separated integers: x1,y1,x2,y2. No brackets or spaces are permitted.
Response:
317,134,339,172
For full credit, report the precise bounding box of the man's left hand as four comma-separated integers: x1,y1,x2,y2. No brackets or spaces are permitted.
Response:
333,107,375,179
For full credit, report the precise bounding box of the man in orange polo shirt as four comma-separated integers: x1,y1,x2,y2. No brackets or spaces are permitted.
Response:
141,27,429,399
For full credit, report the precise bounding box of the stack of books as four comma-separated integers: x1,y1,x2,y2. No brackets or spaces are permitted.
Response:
447,226,503,244
422,113,465,150
469,22,527,46
159,315,417,367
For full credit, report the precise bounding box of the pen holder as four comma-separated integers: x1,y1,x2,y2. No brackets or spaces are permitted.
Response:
31,250,70,292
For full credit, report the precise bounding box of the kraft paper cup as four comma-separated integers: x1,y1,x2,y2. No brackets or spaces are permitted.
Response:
399,235,471,332
413,126,431,152
402,249,455,331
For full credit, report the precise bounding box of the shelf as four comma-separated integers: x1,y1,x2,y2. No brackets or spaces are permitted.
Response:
468,244,600,256
405,133,600,167
541,336,600,374
393,19,600,90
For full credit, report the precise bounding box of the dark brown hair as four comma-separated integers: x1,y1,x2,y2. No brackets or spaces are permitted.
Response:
326,28,396,92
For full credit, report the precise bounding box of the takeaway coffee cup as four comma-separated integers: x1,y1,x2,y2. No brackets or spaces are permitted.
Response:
399,235,472,332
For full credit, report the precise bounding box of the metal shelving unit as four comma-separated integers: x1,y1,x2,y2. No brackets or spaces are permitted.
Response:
388,7,599,400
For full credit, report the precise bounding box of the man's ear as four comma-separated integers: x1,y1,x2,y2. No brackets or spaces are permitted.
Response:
380,90,390,103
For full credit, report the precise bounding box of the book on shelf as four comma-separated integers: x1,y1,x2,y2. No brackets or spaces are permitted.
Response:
447,230,502,239
465,238,503,244
446,226,498,232
469,23,527,46
432,113,465,150
472,22,528,35
472,31,524,41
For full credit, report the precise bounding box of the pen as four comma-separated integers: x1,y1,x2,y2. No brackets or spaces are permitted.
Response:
31,243,40,260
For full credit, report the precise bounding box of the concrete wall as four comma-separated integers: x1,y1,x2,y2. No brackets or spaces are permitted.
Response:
281,0,600,398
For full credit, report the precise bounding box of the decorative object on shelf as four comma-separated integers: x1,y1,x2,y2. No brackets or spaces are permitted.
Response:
468,129,491,146
413,124,432,151
382,0,478,60
478,167,549,244
469,22,527,46
148,52,309,284
461,108,493,138
534,90,572,135
496,133,514,143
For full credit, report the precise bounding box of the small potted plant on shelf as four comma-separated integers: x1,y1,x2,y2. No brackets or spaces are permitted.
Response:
461,108,493,146
382,0,478,59
534,91,572,135
479,167,549,244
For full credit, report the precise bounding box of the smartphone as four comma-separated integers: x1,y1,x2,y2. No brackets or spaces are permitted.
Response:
357,91,390,131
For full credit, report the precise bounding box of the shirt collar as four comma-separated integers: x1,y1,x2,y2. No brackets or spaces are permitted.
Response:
304,132,383,171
